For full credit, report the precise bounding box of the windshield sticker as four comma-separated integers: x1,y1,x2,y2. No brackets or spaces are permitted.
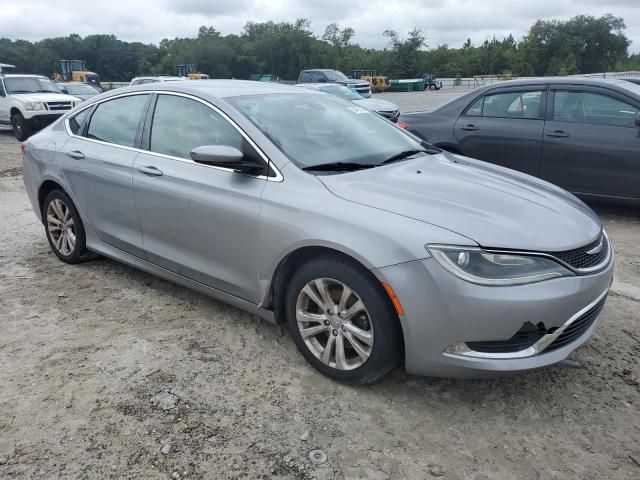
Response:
346,105,369,114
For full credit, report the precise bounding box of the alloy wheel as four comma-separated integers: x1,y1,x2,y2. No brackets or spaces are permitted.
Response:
46,199,76,256
295,277,374,370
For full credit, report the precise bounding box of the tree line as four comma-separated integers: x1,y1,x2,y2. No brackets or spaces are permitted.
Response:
0,14,638,82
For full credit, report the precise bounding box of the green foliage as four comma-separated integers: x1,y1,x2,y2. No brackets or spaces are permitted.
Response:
0,14,634,81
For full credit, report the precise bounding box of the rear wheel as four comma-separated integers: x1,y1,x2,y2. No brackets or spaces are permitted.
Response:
11,112,31,141
286,255,402,384
43,190,91,264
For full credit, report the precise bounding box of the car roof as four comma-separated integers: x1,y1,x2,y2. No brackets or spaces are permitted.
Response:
58,81,94,85
131,76,184,81
301,69,337,72
103,79,319,101
296,83,344,89
2,74,49,79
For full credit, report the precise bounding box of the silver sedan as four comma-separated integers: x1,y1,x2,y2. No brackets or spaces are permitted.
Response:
22,80,613,384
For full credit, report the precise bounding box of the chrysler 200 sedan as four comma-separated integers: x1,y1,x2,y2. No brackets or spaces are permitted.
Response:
22,81,614,384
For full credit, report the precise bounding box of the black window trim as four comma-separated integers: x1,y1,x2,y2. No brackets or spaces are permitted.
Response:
64,90,282,182
462,85,549,121
546,84,640,126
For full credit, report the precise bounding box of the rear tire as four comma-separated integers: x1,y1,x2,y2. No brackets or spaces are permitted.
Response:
285,254,402,384
43,190,92,264
11,112,31,141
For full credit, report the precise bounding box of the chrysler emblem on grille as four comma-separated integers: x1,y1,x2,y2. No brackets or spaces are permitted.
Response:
586,238,604,255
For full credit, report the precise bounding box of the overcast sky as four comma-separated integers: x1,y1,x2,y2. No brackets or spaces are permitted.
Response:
2,0,639,52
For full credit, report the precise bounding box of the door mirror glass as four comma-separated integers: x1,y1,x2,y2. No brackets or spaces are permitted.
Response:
190,145,263,174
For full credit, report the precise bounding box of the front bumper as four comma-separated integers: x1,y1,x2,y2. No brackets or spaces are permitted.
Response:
375,254,614,378
24,113,63,130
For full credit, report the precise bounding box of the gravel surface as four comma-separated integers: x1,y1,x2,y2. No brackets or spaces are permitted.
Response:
1,97,639,480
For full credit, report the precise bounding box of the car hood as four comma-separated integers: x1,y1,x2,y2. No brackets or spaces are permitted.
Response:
353,98,399,112
318,152,601,252
11,93,81,103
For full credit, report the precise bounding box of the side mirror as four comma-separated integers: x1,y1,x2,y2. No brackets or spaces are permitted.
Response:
635,112,640,128
60,87,68,94
190,145,265,174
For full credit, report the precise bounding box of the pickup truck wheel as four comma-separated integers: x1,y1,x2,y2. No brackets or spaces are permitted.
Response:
11,112,31,141
429,84,437,91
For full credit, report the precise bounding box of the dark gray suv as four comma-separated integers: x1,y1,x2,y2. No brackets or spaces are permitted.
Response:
400,77,640,202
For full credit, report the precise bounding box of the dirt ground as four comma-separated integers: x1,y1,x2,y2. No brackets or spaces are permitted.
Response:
0,93,639,480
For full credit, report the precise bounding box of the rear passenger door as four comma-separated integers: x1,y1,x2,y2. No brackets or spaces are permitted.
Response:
541,85,640,199
60,93,150,257
453,86,547,176
132,93,270,302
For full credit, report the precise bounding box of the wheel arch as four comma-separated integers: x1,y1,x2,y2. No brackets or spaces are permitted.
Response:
38,179,66,221
10,107,22,118
265,245,399,327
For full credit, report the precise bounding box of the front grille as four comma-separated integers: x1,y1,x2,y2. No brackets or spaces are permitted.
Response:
545,296,607,352
549,233,609,271
46,102,73,111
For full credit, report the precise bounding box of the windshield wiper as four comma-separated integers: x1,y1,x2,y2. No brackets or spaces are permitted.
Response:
302,162,376,172
36,89,56,93
380,149,429,165
7,90,32,94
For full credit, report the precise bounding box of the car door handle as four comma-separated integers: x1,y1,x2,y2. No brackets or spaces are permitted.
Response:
545,130,570,138
66,150,85,160
136,165,163,177
460,124,479,131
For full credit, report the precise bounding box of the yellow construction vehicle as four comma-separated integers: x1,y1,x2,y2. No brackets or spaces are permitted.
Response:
55,60,101,88
176,64,209,80
352,70,390,93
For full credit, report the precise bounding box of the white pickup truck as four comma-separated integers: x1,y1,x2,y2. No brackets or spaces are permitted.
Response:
0,73,81,140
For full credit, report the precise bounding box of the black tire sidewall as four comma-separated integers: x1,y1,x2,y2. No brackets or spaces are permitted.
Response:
43,190,88,264
12,113,30,141
285,256,402,384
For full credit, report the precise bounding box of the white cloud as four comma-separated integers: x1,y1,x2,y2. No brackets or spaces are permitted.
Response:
0,0,638,52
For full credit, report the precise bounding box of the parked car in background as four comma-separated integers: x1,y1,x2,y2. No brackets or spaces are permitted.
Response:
22,81,613,384
129,76,185,86
57,82,102,101
622,77,640,86
249,74,281,82
298,69,371,97
0,73,81,140
400,77,640,202
298,83,401,122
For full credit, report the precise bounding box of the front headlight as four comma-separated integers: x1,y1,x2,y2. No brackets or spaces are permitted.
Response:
427,245,573,286
24,102,46,111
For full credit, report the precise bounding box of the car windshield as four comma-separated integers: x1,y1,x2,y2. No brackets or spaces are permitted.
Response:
5,77,62,94
64,84,100,95
323,70,350,82
228,93,426,170
320,85,363,101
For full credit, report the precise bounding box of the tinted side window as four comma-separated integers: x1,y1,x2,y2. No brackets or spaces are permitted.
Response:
553,90,638,127
149,95,244,160
311,72,325,82
86,95,148,147
299,72,311,82
466,90,542,119
130,79,141,86
68,108,91,135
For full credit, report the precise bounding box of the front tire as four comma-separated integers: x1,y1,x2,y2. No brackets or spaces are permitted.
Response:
12,112,31,141
286,255,402,384
43,190,91,264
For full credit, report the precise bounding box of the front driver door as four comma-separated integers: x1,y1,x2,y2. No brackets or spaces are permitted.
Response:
133,93,270,302
453,86,547,176
540,85,640,199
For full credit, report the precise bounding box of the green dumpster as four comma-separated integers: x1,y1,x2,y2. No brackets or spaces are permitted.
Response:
387,79,425,92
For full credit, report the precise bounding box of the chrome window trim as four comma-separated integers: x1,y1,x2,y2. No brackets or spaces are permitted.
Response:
64,90,284,182
444,286,610,360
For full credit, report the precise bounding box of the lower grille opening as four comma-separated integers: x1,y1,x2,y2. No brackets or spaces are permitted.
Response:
465,295,607,355
467,322,546,354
